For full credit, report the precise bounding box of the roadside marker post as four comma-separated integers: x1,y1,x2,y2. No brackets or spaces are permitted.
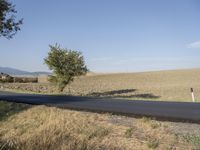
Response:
191,88,195,102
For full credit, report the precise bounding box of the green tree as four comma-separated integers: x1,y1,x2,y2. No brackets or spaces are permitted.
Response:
0,0,23,39
44,44,88,92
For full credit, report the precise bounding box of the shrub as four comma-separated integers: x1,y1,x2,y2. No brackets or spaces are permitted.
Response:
125,127,135,138
147,139,159,149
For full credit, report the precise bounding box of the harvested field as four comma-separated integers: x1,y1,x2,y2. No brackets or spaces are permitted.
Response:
0,101,199,150
1,68,200,102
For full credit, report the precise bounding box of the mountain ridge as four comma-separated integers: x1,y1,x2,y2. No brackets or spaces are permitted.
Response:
0,67,51,77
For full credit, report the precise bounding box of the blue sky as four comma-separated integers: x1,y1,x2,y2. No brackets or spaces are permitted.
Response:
0,0,200,72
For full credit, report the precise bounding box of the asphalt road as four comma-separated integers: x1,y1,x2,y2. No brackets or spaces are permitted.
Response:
0,91,200,122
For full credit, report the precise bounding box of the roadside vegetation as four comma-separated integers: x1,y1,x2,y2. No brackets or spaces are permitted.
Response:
0,101,199,149
0,101,30,121
1,68,200,102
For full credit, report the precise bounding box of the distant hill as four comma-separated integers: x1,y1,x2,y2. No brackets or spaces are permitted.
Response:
0,67,51,77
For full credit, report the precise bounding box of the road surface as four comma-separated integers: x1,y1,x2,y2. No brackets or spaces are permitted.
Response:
0,91,200,122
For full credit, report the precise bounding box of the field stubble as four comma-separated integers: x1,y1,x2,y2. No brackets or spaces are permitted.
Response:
1,69,200,101
65,69,200,101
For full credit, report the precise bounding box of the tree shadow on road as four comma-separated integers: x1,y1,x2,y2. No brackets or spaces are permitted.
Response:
88,89,160,99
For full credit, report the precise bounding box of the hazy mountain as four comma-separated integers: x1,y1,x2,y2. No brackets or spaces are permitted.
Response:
0,67,51,76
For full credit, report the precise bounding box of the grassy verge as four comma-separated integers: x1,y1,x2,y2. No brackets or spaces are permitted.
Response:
0,101,30,121
0,88,40,94
183,134,200,149
0,87,66,96
0,101,198,149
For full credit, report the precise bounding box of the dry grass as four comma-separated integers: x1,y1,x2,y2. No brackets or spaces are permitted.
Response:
0,101,198,150
1,68,200,101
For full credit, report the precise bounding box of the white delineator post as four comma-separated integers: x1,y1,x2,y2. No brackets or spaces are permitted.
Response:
191,88,195,102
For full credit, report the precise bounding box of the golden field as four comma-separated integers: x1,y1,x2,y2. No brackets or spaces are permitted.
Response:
0,101,200,150
1,68,200,102
66,68,200,101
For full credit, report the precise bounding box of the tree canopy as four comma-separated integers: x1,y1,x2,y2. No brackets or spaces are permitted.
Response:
44,44,88,92
0,0,23,39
